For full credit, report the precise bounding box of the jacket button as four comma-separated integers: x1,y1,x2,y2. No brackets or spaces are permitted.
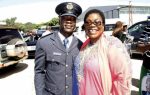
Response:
65,75,68,77
66,64,68,67
65,86,69,89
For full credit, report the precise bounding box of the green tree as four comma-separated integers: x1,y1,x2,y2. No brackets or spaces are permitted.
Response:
1,16,59,33
15,22,25,31
49,17,59,26
5,17,17,26
24,22,39,32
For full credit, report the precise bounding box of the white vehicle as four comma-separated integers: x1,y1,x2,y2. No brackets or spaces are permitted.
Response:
0,26,28,68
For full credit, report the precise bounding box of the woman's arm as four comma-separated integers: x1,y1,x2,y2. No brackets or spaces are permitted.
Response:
108,38,132,95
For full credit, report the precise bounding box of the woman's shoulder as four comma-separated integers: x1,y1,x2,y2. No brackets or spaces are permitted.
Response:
106,35,123,48
106,35,130,58
106,35,121,43
80,38,90,50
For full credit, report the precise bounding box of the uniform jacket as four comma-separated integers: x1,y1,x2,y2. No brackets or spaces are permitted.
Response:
34,31,82,95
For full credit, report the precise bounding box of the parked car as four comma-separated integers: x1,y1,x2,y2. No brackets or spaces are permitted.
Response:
24,31,40,57
127,19,150,56
25,36,37,57
25,26,59,57
0,26,28,69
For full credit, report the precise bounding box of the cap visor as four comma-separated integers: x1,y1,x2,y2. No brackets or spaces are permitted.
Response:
61,13,77,17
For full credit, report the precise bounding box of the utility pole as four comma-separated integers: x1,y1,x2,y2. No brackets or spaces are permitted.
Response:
129,1,133,26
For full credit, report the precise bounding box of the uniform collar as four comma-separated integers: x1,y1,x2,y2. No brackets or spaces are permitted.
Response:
58,32,73,48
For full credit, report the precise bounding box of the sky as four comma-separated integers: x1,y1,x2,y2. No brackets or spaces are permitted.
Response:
0,0,149,24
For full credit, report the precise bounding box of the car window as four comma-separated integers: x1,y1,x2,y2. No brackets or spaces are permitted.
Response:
131,25,139,32
105,24,115,31
37,30,45,37
0,29,22,44
128,21,150,42
0,29,21,38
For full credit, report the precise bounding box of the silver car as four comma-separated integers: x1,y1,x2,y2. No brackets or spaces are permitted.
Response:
0,26,28,69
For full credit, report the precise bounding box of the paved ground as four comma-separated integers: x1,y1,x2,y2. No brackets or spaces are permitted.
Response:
131,59,143,95
0,57,143,95
0,59,35,95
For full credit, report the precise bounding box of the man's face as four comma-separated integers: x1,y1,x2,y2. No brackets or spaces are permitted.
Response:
60,16,76,35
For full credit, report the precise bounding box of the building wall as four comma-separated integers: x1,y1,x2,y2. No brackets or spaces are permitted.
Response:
76,5,150,38
119,13,149,26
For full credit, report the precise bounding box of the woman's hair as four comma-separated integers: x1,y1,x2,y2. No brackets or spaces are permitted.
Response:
84,9,105,25
112,21,124,35
114,21,123,29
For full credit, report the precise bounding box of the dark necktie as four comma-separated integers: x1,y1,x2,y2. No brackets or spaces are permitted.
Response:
63,38,69,49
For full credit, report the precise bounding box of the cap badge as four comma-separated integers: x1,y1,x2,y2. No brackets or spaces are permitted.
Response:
66,3,73,10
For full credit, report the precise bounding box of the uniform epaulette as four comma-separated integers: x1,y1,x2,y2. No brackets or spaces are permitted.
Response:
40,32,53,39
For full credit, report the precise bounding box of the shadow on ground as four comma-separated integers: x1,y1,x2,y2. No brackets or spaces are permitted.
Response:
27,56,35,59
132,78,139,88
131,78,140,95
131,54,143,60
0,63,28,79
131,90,139,95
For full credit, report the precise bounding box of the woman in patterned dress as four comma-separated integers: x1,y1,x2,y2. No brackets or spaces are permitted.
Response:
74,9,132,95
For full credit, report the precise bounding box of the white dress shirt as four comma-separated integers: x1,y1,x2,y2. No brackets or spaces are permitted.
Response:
58,32,73,49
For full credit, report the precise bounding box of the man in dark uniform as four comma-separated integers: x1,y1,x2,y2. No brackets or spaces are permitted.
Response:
34,2,82,95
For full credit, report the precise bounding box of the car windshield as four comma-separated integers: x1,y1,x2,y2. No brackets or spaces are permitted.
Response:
128,21,148,34
128,21,150,42
0,29,22,44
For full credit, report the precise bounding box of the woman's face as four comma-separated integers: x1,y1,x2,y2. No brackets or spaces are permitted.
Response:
84,13,104,43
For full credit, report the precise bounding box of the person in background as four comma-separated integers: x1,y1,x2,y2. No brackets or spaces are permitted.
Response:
123,24,128,32
112,21,125,42
34,2,82,95
26,30,39,41
42,26,52,36
75,9,132,95
122,24,128,42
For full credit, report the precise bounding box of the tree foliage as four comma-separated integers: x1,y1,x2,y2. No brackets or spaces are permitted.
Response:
49,17,59,26
5,17,17,26
24,22,39,32
2,16,59,33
